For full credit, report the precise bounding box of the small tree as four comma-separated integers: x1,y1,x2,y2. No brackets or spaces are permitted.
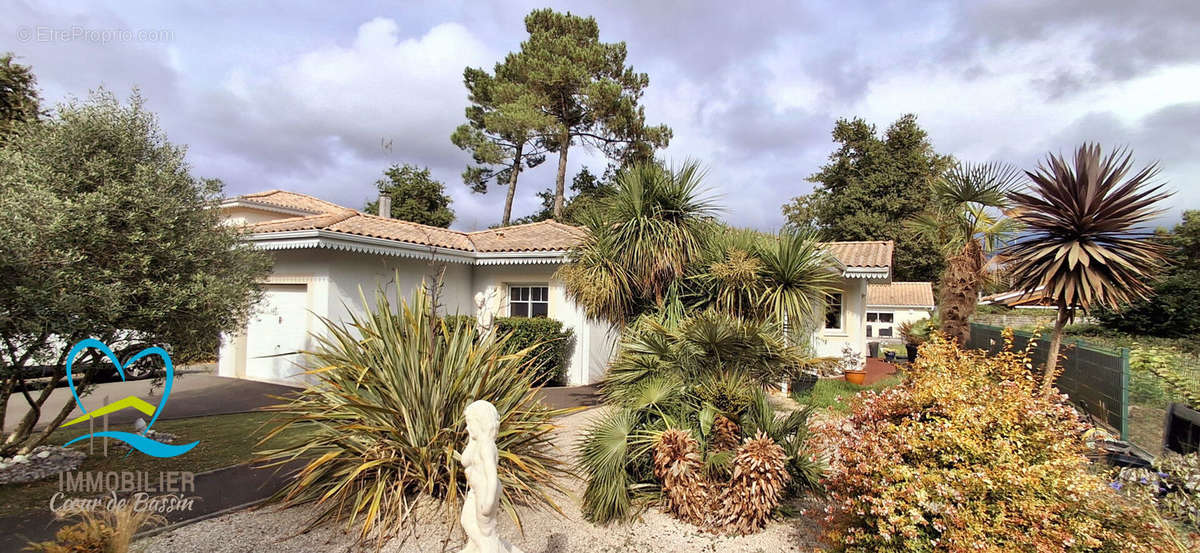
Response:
1004,144,1172,396
514,166,614,225
0,90,271,455
0,53,43,141
906,162,1022,344
363,163,455,227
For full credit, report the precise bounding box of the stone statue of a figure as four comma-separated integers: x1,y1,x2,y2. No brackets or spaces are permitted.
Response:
473,291,495,337
460,400,523,553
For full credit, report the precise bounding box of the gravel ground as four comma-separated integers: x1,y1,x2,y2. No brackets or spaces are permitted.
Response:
133,408,826,553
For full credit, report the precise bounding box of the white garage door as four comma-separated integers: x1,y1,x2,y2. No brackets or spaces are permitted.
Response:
245,284,309,384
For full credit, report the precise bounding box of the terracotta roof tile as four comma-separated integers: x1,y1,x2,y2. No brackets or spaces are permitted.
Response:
233,190,582,253
231,191,900,264
467,220,588,253
328,212,475,251
867,281,935,307
232,190,346,214
822,240,894,269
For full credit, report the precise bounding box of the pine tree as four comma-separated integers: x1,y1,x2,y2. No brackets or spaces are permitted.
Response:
499,9,671,220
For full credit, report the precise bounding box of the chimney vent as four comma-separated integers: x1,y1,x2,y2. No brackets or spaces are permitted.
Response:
377,194,392,219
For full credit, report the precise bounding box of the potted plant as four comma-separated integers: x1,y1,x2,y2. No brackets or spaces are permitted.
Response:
898,317,935,363
840,344,867,386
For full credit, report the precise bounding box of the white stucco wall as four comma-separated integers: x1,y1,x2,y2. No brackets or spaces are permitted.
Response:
471,264,618,385
219,248,618,387
812,277,870,358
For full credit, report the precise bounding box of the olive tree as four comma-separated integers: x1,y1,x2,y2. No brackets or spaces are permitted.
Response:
0,90,271,455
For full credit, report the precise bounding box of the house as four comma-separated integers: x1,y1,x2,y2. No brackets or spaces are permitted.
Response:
217,190,894,386
864,281,936,341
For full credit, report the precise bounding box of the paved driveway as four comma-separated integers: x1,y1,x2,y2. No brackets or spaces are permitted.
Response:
2,367,299,432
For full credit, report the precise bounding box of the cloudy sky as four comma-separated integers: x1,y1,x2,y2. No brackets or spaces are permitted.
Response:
5,0,1197,231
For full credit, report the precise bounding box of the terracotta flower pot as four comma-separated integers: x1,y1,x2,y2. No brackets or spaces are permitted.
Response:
844,370,867,386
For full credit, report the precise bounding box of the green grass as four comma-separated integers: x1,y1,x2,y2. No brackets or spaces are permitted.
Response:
796,375,903,414
0,411,308,518
879,343,907,358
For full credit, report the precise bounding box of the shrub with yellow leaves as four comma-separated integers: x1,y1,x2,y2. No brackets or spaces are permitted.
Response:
819,334,1181,552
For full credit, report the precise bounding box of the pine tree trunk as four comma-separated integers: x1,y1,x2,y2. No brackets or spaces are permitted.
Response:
1041,303,1070,397
501,142,524,226
553,131,569,220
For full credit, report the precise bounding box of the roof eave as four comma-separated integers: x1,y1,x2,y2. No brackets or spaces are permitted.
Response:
843,267,890,279
243,229,569,265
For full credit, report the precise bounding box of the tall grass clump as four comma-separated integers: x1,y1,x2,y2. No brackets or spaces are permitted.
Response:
258,281,568,545
25,504,165,553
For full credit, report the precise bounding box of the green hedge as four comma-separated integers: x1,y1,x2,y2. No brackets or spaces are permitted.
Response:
441,315,574,386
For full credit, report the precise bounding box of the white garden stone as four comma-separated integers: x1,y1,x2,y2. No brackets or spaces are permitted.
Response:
459,400,523,553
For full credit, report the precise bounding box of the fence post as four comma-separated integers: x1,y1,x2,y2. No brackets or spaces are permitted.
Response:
1119,347,1130,441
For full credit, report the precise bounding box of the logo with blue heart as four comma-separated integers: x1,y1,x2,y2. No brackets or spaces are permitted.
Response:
61,339,199,458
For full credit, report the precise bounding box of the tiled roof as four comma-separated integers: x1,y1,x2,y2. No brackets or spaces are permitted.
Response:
232,191,582,253
231,189,346,215
229,191,897,264
868,281,935,307
469,220,588,253
822,240,894,269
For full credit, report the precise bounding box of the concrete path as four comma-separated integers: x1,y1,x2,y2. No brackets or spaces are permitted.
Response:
537,384,602,410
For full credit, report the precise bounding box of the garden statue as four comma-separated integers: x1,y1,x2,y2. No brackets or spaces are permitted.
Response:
460,400,522,553
473,291,495,337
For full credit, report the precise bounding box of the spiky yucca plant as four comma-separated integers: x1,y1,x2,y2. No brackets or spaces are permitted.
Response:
1004,144,1172,394
26,504,165,553
257,281,567,545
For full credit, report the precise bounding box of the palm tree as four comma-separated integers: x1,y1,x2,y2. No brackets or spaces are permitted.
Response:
694,227,837,341
907,162,1022,344
1003,144,1172,395
559,161,717,325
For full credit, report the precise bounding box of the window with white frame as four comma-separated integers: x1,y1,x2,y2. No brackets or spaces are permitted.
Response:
824,293,843,330
508,285,549,318
866,311,895,337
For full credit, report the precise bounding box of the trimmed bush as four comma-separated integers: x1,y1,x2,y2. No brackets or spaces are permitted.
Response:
818,333,1180,552
494,317,574,386
440,315,574,386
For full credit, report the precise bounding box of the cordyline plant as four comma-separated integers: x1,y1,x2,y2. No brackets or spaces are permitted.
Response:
257,281,568,546
1003,144,1172,396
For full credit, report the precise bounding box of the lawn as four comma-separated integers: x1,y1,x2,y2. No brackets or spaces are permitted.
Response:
795,374,903,413
0,411,308,518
